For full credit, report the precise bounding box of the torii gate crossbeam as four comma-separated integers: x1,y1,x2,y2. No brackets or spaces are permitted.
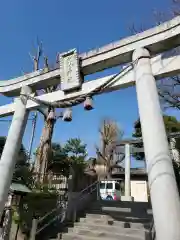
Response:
0,53,180,117
0,16,180,97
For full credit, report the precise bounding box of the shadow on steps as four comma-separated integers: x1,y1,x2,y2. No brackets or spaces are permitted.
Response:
84,200,152,229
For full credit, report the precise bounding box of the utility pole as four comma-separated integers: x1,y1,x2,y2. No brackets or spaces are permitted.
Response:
28,111,37,160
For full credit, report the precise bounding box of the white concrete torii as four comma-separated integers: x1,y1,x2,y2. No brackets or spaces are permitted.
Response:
0,16,180,240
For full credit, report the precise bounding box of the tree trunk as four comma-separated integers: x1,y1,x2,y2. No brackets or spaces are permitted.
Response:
35,111,56,182
0,208,12,240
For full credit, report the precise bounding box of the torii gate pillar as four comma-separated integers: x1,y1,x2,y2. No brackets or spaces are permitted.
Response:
133,48,180,240
0,86,31,218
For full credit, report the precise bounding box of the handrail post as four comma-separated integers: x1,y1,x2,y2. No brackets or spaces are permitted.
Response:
30,218,38,240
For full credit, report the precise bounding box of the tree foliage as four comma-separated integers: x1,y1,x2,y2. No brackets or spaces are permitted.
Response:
132,115,180,190
47,138,87,176
48,142,69,176
132,115,180,160
64,138,87,157
63,138,87,170
0,136,32,186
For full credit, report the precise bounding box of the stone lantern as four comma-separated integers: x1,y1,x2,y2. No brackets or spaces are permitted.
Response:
0,183,31,240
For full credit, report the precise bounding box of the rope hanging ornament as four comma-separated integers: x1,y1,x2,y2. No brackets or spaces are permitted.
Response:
84,96,93,110
20,60,135,110
62,108,72,122
47,108,56,120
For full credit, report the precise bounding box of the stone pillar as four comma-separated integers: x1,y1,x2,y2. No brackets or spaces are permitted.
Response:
0,86,31,218
133,48,180,240
121,143,132,201
125,143,131,198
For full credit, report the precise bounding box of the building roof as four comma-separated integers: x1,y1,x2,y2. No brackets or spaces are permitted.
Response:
115,131,180,145
112,167,147,176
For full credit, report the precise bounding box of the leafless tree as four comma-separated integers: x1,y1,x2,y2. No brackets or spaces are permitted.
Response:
29,38,43,72
130,0,180,110
28,39,62,181
155,1,180,110
94,119,124,179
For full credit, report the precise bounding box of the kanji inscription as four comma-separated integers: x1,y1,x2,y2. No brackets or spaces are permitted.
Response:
60,49,82,91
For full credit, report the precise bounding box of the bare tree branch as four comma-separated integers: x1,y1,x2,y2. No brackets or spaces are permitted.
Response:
29,38,43,71
43,55,50,73
129,1,180,111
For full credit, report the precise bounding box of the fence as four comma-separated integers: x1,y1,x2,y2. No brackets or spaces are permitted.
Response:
32,173,68,192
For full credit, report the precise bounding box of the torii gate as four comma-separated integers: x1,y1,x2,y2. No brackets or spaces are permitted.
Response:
0,16,180,240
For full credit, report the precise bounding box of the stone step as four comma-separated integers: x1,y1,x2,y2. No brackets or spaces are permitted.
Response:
90,205,152,213
92,200,151,209
62,231,146,240
86,212,151,218
69,223,149,237
79,217,150,229
75,220,150,230
89,206,152,218
84,213,151,224
65,225,147,239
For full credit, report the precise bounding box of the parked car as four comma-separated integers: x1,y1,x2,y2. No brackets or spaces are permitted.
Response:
99,180,121,200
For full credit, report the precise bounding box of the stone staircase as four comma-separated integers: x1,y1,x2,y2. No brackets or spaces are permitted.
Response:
60,200,153,240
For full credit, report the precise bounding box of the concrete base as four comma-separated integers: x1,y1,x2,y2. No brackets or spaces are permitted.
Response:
121,196,134,202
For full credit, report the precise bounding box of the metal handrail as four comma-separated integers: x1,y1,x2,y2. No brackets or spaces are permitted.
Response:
37,180,98,225
36,208,66,235
36,180,99,235
37,202,63,224
75,180,99,197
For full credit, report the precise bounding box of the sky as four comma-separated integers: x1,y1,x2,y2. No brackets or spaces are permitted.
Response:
0,0,179,167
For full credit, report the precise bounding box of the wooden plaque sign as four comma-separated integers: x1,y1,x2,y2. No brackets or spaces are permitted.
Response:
60,49,82,92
